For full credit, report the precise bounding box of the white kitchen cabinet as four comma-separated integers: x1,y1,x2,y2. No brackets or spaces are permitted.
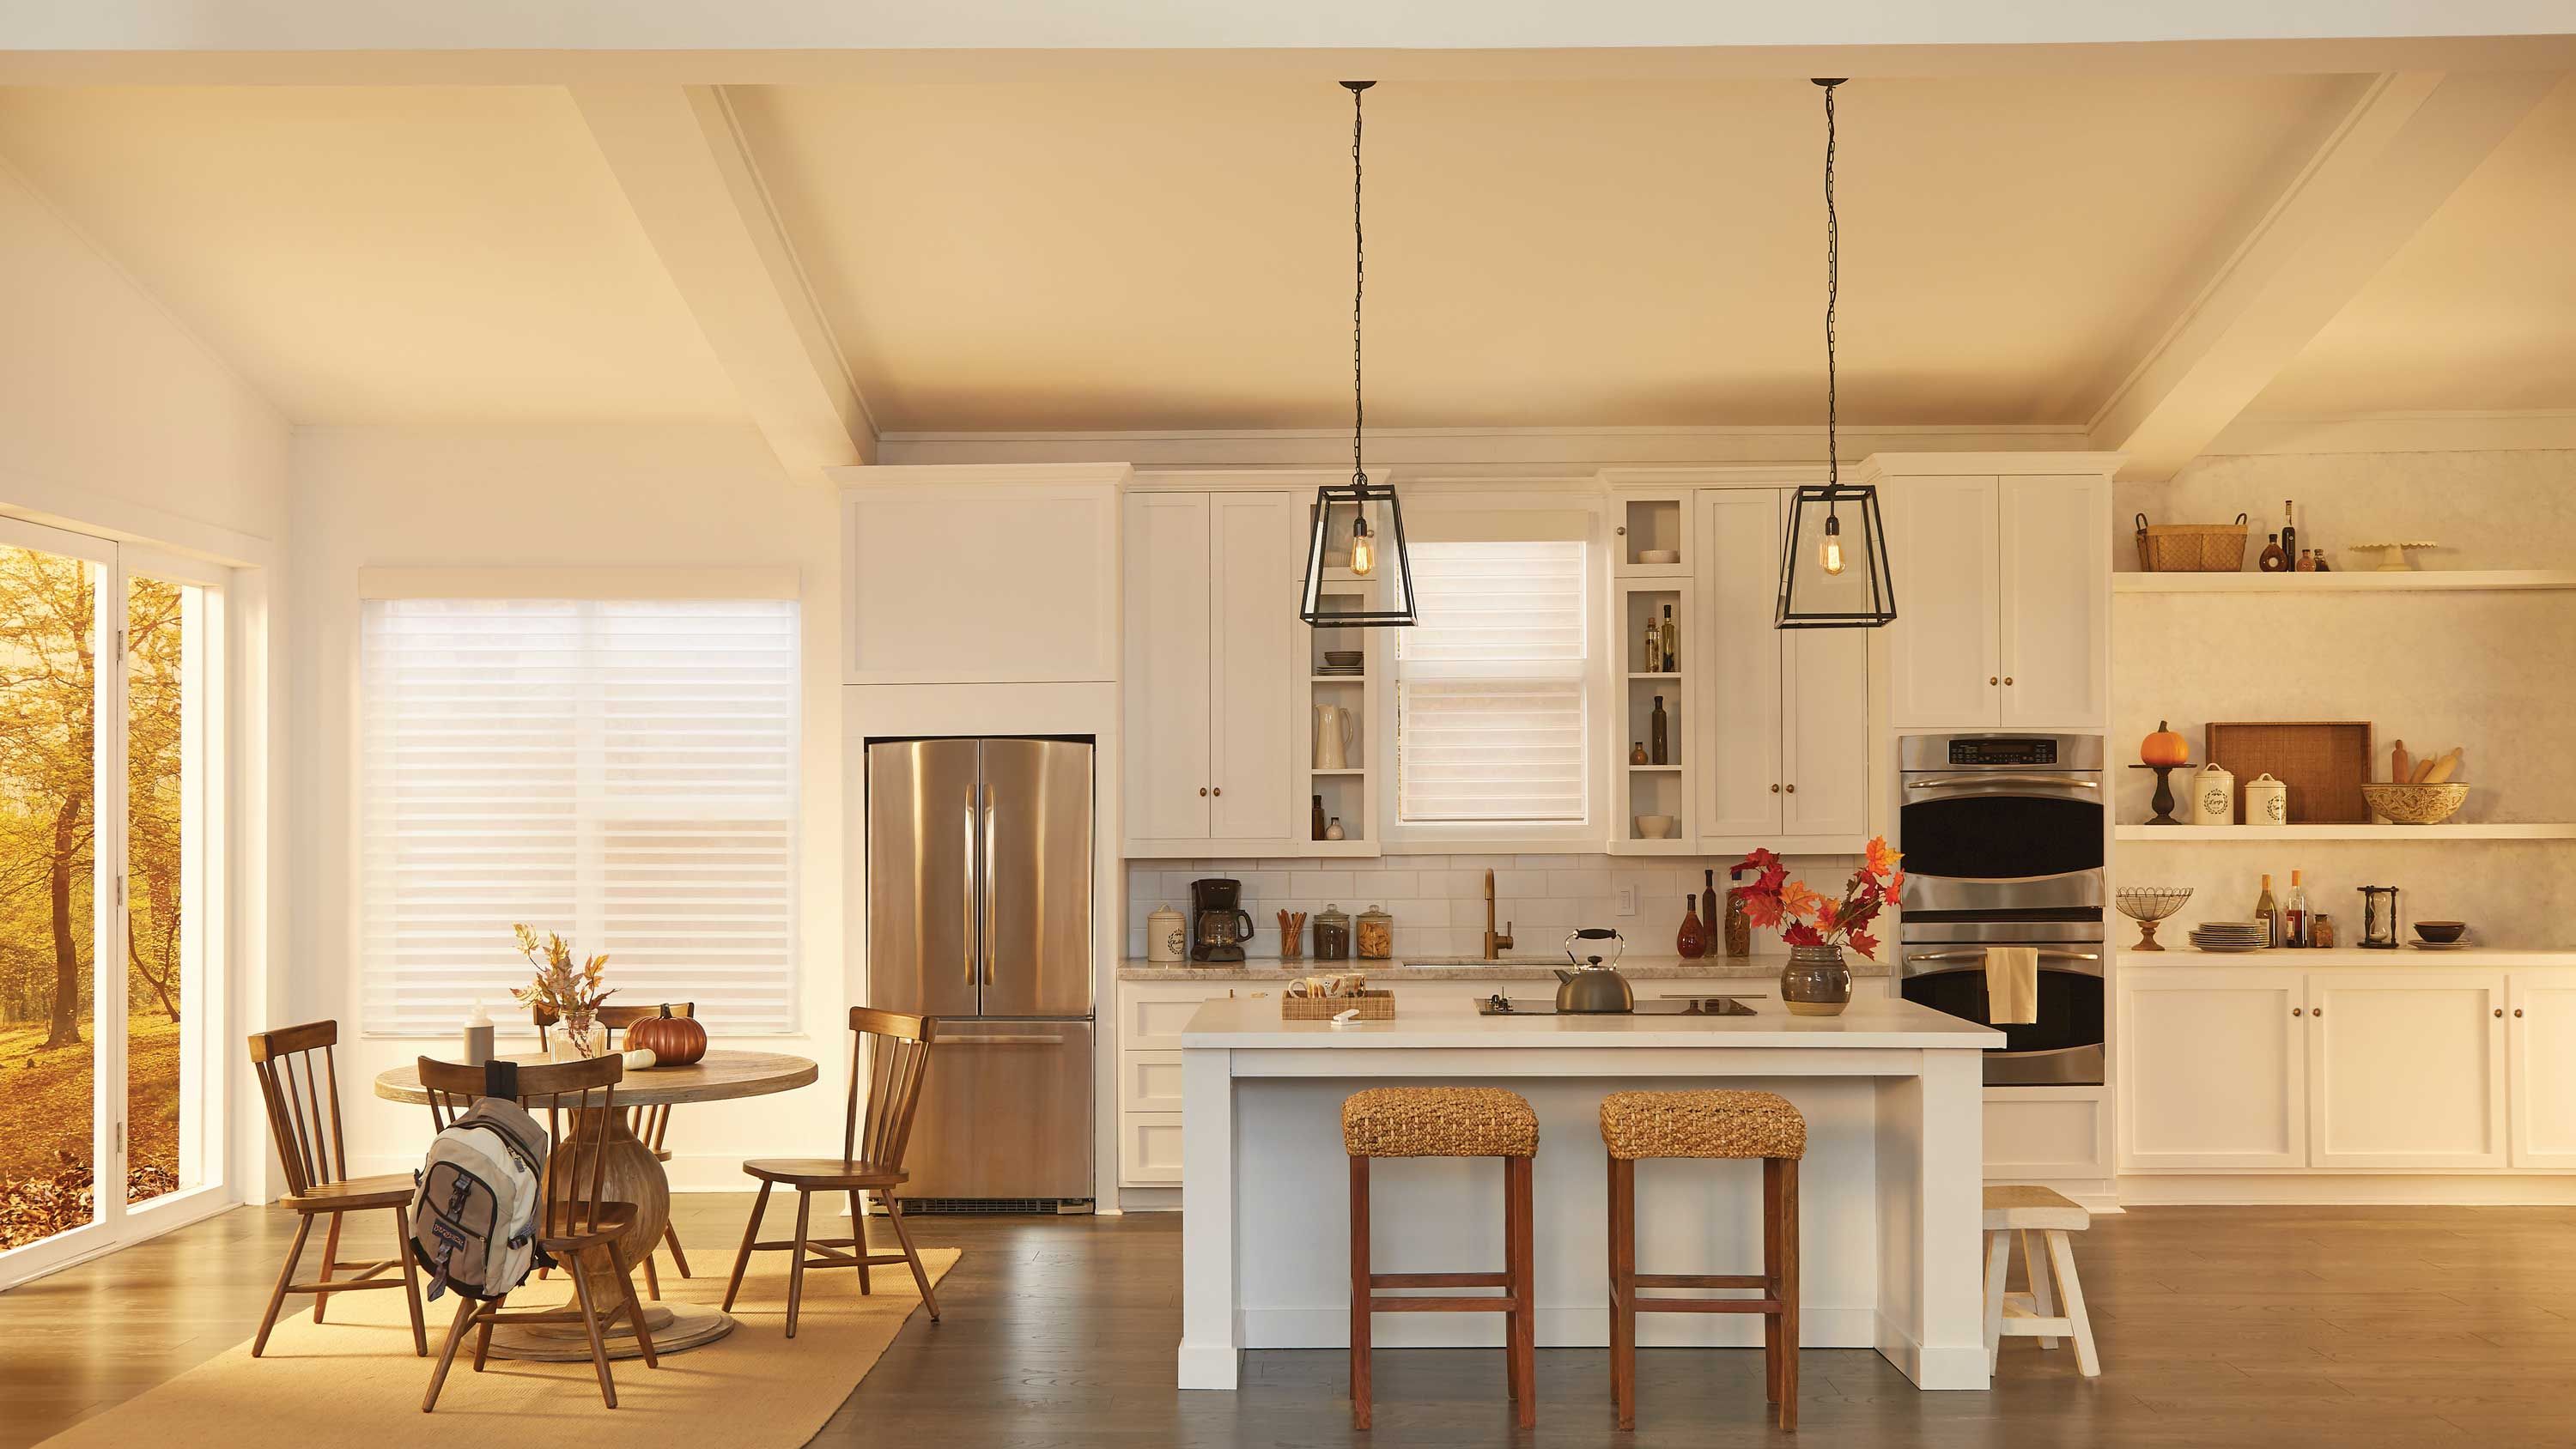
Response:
1882,476,2000,729
2508,970,2576,1169
1878,465,2107,730
2307,971,2508,1171
2118,967,2306,1172
1121,491,1300,855
1694,489,1869,849
1996,476,2109,727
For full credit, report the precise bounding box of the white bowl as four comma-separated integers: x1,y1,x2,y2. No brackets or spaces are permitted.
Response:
1633,815,1677,840
1637,549,1680,564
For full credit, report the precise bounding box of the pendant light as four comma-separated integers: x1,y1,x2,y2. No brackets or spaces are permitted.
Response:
1775,79,1898,630
1301,80,1416,627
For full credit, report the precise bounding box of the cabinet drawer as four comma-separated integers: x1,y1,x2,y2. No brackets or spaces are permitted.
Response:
1984,1091,2108,1180
1120,985,1257,1052
1121,1112,1186,1186
1122,1051,1186,1113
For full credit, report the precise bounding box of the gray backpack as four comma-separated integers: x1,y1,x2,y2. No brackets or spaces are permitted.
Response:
409,1076,550,1303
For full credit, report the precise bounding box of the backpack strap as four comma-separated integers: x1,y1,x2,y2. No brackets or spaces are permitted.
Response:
483,1058,519,1102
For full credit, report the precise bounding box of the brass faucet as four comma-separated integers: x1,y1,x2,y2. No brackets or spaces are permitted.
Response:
1483,869,1515,960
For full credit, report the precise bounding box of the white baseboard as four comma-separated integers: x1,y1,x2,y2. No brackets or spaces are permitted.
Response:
2118,1173,2576,1205
1239,1304,1876,1350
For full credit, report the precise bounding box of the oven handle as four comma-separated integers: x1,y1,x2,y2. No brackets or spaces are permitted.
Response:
1901,949,2103,979
1905,775,2099,791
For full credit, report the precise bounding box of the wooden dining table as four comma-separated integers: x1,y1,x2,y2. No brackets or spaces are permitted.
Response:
375,1048,817,1359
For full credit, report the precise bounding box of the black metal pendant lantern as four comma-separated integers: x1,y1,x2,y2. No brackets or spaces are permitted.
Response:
1776,79,1898,630
1301,80,1416,627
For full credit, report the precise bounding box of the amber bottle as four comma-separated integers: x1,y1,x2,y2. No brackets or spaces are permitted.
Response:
1676,896,1710,959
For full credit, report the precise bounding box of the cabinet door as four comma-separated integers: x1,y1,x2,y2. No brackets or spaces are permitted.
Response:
2507,971,2576,1168
1883,476,2001,727
2307,971,2507,1171
1208,493,1299,842
1781,627,1868,839
2118,968,2305,1171
1997,476,2107,727
1698,490,1783,840
1122,494,1213,841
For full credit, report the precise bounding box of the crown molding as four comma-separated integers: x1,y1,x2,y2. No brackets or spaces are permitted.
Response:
873,423,2089,470
2203,409,2576,458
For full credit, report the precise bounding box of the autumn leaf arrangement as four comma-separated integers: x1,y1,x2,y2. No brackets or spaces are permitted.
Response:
509,924,613,1055
1731,837,1905,961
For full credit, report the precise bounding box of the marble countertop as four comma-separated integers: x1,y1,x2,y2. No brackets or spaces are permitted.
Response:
1117,950,1888,983
1178,991,2000,1050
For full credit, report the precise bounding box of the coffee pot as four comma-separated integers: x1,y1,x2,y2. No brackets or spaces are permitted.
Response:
1189,877,1256,963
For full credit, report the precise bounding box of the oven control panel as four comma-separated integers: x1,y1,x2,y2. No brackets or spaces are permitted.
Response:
1947,737,2058,767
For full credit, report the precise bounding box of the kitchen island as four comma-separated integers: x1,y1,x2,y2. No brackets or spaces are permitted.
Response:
1176,992,2003,1392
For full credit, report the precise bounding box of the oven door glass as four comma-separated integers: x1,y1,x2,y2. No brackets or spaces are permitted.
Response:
1899,965,2105,1064
1898,791,2104,881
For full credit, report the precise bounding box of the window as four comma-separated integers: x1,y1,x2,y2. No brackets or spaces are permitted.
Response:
361,598,799,1034
1394,541,1589,824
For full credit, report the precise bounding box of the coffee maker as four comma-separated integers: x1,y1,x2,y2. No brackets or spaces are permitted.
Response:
1190,878,1256,963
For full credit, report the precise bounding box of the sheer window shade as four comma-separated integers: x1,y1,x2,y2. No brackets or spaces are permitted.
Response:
361,598,799,1035
1395,542,1589,823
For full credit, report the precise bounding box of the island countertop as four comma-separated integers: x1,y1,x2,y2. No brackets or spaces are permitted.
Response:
1178,992,2001,1051
1120,950,1889,983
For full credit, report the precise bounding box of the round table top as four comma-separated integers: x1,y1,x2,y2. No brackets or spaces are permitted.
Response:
373,1049,819,1107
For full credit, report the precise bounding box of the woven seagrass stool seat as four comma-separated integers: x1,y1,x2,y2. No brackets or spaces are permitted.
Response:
1342,1087,1539,1430
1599,1088,1807,1431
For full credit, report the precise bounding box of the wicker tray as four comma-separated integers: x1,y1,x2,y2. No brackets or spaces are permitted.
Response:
2206,721,2372,824
1281,990,1394,1021
2136,512,2250,572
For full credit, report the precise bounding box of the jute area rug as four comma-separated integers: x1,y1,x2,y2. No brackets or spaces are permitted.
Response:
37,1249,957,1448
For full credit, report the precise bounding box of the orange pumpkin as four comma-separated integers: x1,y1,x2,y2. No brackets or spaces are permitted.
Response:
627,1003,706,1067
2141,720,2189,767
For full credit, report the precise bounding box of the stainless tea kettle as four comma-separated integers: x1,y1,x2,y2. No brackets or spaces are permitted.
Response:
1554,928,1635,1014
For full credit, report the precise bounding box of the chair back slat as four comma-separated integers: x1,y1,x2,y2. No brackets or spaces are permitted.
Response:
843,1007,936,1170
416,1054,623,1240
247,1021,357,1195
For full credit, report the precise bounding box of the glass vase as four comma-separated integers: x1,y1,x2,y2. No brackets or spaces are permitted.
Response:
1779,944,1854,1017
549,1011,603,1061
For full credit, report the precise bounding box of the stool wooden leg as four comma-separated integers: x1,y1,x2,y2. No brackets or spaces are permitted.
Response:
1777,1157,1800,1431
1984,1230,2010,1374
1505,1155,1535,1428
2021,1230,2059,1349
2043,1230,2100,1378
1762,1159,1783,1409
1349,1155,1371,1431
1607,1155,1637,1432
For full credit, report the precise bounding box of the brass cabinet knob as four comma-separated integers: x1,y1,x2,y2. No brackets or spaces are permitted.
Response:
1212,786,1223,797
2003,676,2015,686
1199,786,1208,797
2293,1008,2303,1017
1785,784,1797,793
2516,1008,2525,1017
1771,783,1781,793
2314,1006,2324,1018
1989,676,2000,686
2495,1008,2506,1018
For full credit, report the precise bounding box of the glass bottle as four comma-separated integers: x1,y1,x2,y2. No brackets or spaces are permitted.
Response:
1643,613,1662,673
2295,548,2318,573
1723,866,1753,957
2258,532,2288,573
1676,896,1709,959
1659,603,1677,673
2312,912,2336,949
1312,793,1327,842
2280,500,2297,568
2255,872,2279,948
1700,869,1720,947
1631,741,1648,766
2285,870,2310,948
1649,695,1669,765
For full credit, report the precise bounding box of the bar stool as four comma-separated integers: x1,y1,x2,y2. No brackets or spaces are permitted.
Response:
1600,1088,1807,1432
1983,1185,2099,1376
1343,1087,1539,1431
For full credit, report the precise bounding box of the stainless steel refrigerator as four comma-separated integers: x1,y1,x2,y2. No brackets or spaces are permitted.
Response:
865,737,1095,1206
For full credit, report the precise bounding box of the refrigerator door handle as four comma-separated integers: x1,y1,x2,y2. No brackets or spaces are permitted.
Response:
981,780,999,986
963,781,981,991
940,1033,1069,1046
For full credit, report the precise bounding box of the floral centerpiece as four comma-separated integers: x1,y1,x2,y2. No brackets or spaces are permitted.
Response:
1732,837,1904,1016
509,924,614,1058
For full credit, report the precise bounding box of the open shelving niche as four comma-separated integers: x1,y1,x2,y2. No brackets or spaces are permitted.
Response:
1302,576,1380,857
1613,578,1695,854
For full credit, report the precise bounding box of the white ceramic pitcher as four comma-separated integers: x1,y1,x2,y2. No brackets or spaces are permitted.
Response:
1313,704,1353,770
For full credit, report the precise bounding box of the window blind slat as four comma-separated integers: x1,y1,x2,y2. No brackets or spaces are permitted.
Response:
361,597,801,1035
1395,541,1589,824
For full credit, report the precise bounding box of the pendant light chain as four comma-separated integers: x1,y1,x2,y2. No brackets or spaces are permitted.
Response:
1820,78,1841,495
1350,80,1368,487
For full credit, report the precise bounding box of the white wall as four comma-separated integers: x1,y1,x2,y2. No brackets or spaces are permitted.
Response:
289,422,848,1185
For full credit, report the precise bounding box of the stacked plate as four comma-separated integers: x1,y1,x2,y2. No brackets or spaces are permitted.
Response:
1315,649,1365,677
2190,921,2269,953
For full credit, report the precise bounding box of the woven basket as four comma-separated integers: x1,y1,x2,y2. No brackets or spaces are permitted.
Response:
2136,512,2250,572
2360,781,2470,826
1282,989,1394,1021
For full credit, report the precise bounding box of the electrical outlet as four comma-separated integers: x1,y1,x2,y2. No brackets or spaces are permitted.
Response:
1614,885,1637,916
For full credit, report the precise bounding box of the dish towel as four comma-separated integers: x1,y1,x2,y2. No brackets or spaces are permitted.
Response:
1984,947,2039,1026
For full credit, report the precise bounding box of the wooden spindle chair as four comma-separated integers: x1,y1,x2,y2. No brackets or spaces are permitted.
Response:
246,1021,428,1358
722,1009,939,1337
416,1053,660,1411
533,1001,696,1294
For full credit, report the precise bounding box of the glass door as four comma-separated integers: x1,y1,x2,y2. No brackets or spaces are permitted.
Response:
0,519,224,1283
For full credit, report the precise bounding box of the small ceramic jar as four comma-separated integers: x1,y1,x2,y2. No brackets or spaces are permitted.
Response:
1356,905,1394,960
1145,903,1187,963
2244,772,2288,826
2192,761,2236,826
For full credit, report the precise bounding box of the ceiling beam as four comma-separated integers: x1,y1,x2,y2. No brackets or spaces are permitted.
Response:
572,84,872,476
2085,69,2559,481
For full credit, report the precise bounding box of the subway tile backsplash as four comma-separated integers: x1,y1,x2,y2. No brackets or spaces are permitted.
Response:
1125,853,1858,961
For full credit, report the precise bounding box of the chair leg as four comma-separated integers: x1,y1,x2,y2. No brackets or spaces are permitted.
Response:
2043,1231,2100,1379
472,1292,505,1373
662,1221,692,1278
785,1190,814,1339
723,1179,773,1313
422,1293,480,1412
609,1240,660,1369
881,1194,941,1322
641,1247,659,1300
567,1248,619,1408
850,1189,874,1294
252,1213,314,1357
1505,1155,1536,1430
2022,1230,2060,1349
1608,1155,1636,1432
312,1211,343,1323
391,1207,428,1356
1348,1155,1371,1432
1777,1157,1800,1432
1984,1231,2010,1375
1762,1159,1783,1410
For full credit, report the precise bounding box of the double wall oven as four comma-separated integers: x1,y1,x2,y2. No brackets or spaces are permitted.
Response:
1896,733,2105,1086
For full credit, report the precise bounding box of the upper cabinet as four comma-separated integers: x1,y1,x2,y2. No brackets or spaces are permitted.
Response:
837,464,1127,685
1878,461,2111,729
1122,490,1302,856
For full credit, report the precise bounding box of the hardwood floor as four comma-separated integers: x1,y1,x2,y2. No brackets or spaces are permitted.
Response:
8,1198,2574,1447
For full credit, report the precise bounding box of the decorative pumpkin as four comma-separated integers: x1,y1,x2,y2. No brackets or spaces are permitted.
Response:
627,1003,706,1067
2141,720,2189,768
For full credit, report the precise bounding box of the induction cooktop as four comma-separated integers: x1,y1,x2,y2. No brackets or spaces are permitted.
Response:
1477,995,1760,1016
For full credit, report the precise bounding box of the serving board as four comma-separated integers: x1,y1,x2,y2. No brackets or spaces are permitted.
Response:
2205,720,2372,824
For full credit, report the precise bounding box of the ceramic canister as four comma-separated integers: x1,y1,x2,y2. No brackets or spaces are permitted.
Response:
1146,903,1187,963
2192,761,2236,826
2244,772,2288,826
